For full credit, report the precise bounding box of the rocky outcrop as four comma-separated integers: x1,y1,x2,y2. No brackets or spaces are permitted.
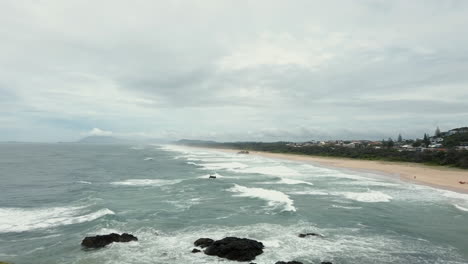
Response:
298,232,323,238
194,238,214,248
81,233,138,248
192,248,201,253
197,237,264,261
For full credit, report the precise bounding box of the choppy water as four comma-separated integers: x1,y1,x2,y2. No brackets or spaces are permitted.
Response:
1,143,468,264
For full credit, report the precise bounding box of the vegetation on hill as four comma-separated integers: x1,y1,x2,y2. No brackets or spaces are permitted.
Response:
443,133,468,148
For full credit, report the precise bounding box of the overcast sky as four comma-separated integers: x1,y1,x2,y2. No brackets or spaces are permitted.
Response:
1,0,468,142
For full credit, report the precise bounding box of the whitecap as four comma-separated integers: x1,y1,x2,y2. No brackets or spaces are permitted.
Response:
289,190,330,196
234,165,301,177
454,204,468,212
76,181,92,184
262,178,313,186
228,184,296,212
111,179,182,187
143,157,154,161
331,204,362,210
0,206,114,233
440,190,468,201
200,162,249,171
279,178,313,186
337,191,393,203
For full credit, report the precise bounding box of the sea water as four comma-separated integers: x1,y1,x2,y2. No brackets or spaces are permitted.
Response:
0,143,467,264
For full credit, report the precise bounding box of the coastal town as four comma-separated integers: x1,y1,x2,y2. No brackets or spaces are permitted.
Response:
286,127,468,152
178,126,468,169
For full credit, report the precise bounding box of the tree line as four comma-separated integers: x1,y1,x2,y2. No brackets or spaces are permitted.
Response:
178,140,468,169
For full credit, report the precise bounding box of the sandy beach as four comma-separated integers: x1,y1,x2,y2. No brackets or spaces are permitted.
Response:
198,147,468,193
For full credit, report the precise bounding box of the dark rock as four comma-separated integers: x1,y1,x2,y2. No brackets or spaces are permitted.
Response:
192,248,201,253
209,175,216,179
194,238,214,248
298,232,323,238
321,262,332,264
119,233,138,242
81,233,138,248
275,262,303,264
204,237,264,261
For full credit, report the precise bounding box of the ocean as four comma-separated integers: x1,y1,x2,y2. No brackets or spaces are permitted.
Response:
0,143,467,264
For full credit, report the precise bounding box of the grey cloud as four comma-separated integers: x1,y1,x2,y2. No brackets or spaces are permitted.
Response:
1,0,468,142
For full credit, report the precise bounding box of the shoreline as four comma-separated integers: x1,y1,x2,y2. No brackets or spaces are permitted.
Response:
190,146,468,193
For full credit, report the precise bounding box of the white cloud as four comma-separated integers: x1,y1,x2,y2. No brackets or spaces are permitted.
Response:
217,32,336,70
87,128,113,136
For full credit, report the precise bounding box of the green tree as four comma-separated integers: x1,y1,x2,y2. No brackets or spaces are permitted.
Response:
386,137,395,148
435,127,441,137
412,140,422,147
423,133,430,146
397,134,403,142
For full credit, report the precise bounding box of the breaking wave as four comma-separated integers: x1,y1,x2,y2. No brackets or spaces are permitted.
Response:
228,184,296,212
111,179,182,187
0,206,114,233
454,204,468,212
234,165,301,177
338,191,393,203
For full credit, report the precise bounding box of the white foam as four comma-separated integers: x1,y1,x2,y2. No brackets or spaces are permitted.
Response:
198,162,248,171
440,190,468,201
454,204,468,212
331,204,362,210
76,181,92,184
0,206,114,233
289,190,330,196
143,157,153,161
111,179,182,187
70,221,465,264
338,191,393,203
340,181,400,187
228,184,296,212
235,165,301,177
278,178,314,186
190,157,246,163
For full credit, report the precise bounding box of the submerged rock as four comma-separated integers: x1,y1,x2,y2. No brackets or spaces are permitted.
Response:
81,233,138,248
194,238,214,248
209,175,217,179
321,262,332,264
192,248,201,253
298,232,323,238
203,237,264,261
275,261,303,264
